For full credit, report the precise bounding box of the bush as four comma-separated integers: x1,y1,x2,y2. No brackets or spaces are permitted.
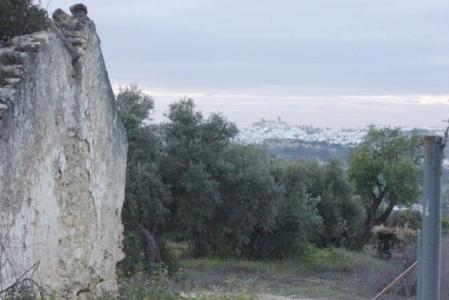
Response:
387,210,422,230
370,226,417,260
0,0,48,44
118,229,148,275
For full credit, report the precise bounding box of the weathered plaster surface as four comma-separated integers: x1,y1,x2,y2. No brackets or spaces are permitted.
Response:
0,4,127,298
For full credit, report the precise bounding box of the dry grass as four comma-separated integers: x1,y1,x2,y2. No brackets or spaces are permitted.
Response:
111,236,449,299
174,247,406,300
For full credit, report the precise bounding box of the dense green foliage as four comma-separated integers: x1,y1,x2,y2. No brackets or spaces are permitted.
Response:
245,159,321,258
192,144,284,257
0,0,48,44
348,126,422,245
317,159,365,247
117,87,423,271
161,99,239,256
117,86,171,268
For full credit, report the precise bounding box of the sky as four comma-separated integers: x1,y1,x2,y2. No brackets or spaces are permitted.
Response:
47,0,449,128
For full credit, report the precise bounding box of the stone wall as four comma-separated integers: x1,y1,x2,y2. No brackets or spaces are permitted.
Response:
0,4,127,298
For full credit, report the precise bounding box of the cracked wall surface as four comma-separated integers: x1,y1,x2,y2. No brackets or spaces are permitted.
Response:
0,4,128,298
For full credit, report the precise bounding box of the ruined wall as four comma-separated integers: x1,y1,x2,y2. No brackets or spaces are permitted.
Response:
0,4,127,297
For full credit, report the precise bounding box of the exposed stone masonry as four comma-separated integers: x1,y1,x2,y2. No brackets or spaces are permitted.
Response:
0,33,44,125
0,3,127,298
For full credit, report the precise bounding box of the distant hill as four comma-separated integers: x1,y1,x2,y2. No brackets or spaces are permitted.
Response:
238,117,367,146
262,138,350,163
238,118,448,165
237,118,449,214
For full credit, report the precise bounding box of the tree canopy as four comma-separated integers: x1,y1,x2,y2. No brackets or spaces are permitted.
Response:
348,126,422,245
117,86,170,267
117,86,423,269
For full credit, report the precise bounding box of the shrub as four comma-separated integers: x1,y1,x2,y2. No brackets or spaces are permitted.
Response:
387,210,422,230
118,229,148,275
370,226,417,260
0,0,48,44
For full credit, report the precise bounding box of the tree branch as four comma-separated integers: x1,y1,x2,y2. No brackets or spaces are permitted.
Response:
375,200,395,225
0,261,43,298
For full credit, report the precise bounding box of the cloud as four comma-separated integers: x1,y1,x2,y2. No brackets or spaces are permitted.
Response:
51,0,449,127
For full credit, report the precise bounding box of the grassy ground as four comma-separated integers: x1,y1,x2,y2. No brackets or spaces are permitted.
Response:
113,232,449,299
108,244,418,299
167,246,414,300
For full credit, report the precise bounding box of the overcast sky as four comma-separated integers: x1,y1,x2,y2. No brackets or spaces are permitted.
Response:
48,0,449,128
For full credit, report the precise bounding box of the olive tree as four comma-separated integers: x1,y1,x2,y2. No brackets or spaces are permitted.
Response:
117,86,171,269
348,126,422,246
161,99,239,256
317,159,365,248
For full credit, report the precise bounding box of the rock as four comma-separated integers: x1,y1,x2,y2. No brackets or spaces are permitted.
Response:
0,87,14,102
2,77,21,87
52,8,70,23
0,65,24,78
0,4,127,299
0,48,27,65
70,3,88,16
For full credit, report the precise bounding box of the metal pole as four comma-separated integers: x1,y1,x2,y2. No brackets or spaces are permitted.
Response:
417,230,422,300
420,136,443,300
